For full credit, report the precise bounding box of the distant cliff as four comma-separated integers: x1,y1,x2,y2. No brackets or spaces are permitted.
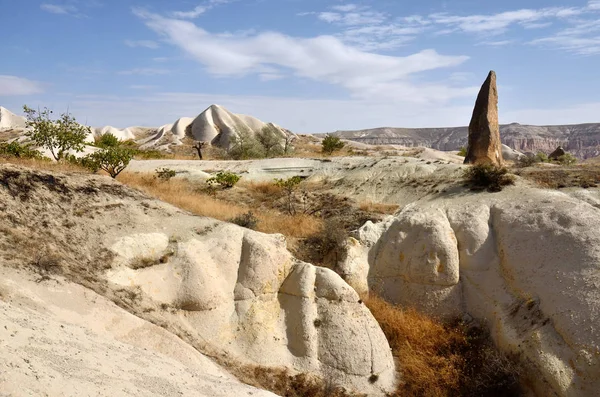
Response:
331,123,600,159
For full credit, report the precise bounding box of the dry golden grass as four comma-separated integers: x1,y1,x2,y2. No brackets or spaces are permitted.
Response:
364,295,521,397
0,157,92,173
365,295,464,396
118,172,322,238
359,201,400,215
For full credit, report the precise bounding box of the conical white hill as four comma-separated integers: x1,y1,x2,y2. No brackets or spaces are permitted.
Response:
0,107,26,130
190,104,288,148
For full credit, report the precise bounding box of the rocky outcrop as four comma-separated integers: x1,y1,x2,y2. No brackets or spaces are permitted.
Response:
464,71,503,165
341,188,600,397
0,164,396,396
549,146,567,160
331,123,600,160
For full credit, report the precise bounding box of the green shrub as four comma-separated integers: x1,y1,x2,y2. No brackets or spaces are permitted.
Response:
83,147,134,178
535,152,549,163
0,141,44,159
463,164,515,192
229,129,264,160
457,147,467,157
557,153,577,165
229,211,259,230
207,171,241,188
256,126,284,158
321,134,345,155
23,105,90,161
95,132,120,148
156,167,177,181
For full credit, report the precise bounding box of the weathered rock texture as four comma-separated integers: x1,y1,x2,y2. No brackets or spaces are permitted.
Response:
331,124,600,160
464,71,503,166
0,164,396,396
340,188,600,397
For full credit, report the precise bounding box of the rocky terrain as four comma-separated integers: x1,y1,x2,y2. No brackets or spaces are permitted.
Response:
331,123,600,159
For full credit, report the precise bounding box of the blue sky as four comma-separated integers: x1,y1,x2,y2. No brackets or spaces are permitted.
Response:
1,0,599,132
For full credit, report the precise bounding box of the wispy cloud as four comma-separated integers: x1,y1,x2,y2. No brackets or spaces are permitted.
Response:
124,40,160,49
170,0,234,19
118,68,170,76
134,8,474,104
0,75,45,96
40,3,85,17
303,4,421,51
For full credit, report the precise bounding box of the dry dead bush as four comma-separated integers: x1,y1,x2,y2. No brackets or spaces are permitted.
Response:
364,295,522,397
359,202,400,215
119,172,321,238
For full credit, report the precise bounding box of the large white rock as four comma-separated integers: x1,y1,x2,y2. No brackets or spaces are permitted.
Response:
106,225,397,395
342,187,600,396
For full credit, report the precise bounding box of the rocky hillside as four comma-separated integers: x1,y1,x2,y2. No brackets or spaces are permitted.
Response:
332,122,600,159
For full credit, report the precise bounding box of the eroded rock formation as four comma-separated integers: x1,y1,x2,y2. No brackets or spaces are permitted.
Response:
464,71,503,166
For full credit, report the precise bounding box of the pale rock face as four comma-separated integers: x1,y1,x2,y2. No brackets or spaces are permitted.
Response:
501,144,525,162
107,224,397,395
342,189,600,396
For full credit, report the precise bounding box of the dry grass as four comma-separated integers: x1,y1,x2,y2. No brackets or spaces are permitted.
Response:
118,172,322,238
359,201,400,215
364,295,522,397
0,157,92,173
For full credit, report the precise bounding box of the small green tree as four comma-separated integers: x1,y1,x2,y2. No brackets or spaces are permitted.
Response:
85,147,134,178
156,167,177,181
23,105,90,161
274,176,302,215
95,132,120,148
256,125,283,158
457,147,467,157
322,134,345,155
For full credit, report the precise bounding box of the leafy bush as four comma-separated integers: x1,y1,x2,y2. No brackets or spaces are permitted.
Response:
0,141,44,159
84,147,134,178
23,105,90,161
229,211,259,230
557,153,577,165
207,171,241,188
156,167,177,181
95,132,120,148
535,152,549,163
321,134,345,155
463,164,515,192
457,146,467,157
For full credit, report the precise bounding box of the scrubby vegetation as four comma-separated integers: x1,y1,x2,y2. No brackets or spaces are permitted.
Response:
207,171,241,188
463,164,515,192
364,296,522,397
322,134,345,155
457,146,467,157
155,167,177,181
0,141,44,159
85,147,134,178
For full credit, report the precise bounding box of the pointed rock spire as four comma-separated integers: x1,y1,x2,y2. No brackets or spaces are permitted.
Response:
464,71,503,166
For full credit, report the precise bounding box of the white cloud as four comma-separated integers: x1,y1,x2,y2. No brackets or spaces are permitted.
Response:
589,1,600,10
129,85,158,90
40,3,85,17
134,8,472,104
124,40,160,49
117,68,170,76
0,75,45,96
531,19,600,54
